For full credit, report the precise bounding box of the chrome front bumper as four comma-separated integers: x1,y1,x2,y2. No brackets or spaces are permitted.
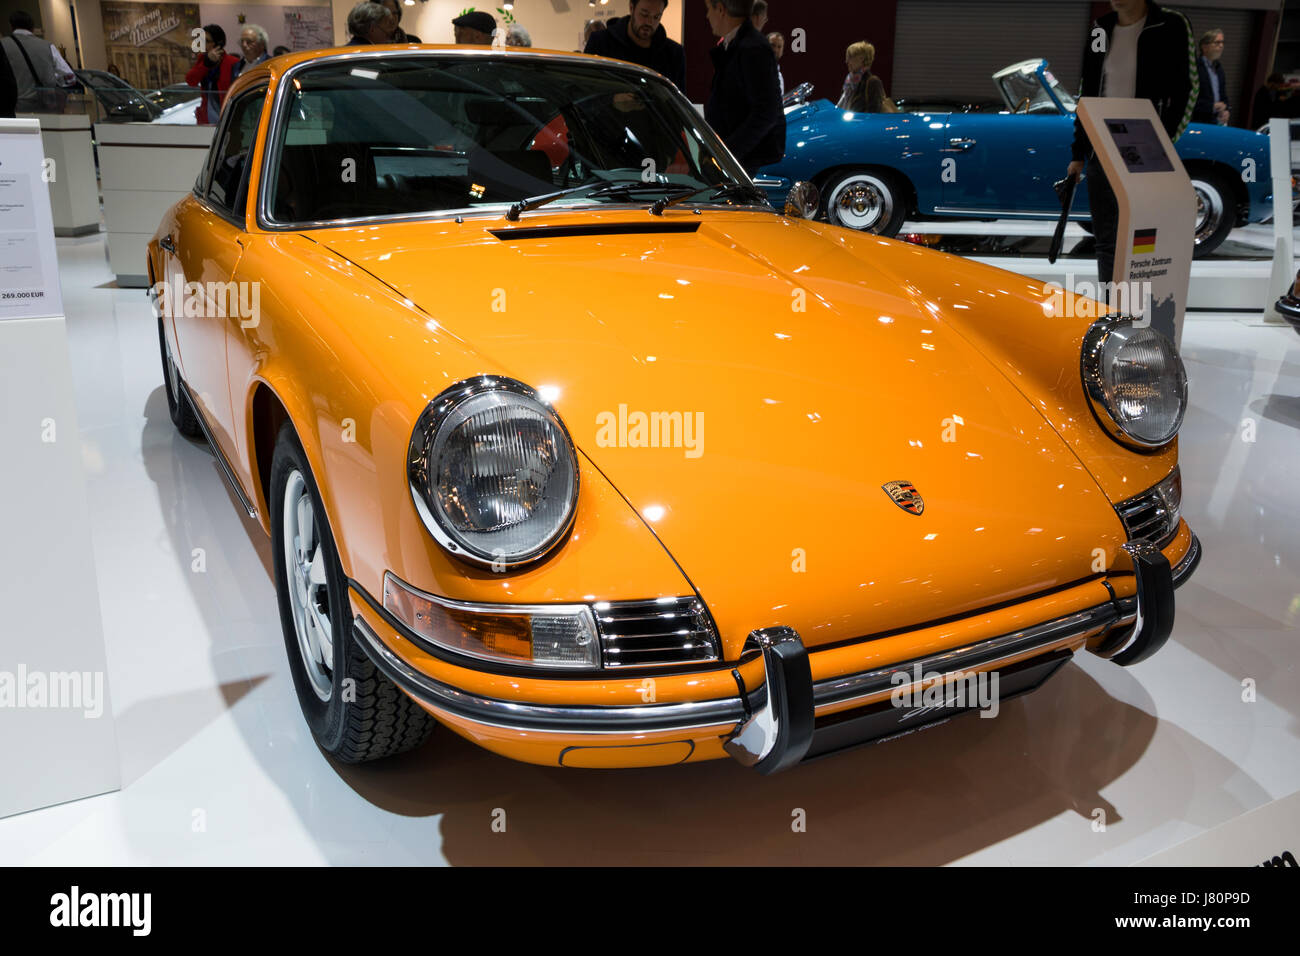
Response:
354,533,1200,773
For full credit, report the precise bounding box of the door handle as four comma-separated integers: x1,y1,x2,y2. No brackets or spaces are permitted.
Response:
946,137,977,152
159,235,176,253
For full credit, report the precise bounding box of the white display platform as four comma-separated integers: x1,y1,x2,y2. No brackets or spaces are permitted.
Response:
17,112,100,237
1140,788,1300,866
95,122,215,288
0,118,121,819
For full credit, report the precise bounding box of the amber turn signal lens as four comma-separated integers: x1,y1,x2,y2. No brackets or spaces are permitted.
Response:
383,572,600,669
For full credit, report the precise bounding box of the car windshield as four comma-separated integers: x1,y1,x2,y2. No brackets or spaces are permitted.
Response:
265,54,754,225
998,63,1075,114
77,70,162,121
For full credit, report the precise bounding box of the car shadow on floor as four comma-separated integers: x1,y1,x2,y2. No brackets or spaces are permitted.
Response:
325,658,1272,865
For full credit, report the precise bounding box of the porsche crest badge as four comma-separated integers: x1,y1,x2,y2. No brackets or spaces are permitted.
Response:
882,480,925,515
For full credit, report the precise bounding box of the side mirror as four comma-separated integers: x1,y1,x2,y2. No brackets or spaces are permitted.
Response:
784,181,820,219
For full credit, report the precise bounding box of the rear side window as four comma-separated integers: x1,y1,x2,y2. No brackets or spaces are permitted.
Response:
205,89,267,216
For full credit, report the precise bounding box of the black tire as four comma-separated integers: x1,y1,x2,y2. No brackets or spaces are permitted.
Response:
158,317,202,438
822,167,908,237
269,422,435,762
1189,170,1236,258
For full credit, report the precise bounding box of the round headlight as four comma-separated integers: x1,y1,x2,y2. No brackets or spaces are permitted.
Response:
1081,319,1188,449
408,377,579,568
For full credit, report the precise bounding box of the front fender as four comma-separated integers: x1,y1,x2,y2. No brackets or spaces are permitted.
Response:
228,233,695,611
816,227,1179,502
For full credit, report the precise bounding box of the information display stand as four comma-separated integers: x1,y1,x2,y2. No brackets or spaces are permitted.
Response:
1264,116,1295,325
1077,98,1195,347
0,118,121,819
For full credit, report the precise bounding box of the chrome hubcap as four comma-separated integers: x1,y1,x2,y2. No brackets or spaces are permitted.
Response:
1191,179,1224,246
283,469,334,701
830,175,893,232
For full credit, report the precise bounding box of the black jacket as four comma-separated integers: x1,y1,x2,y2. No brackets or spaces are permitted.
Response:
841,70,888,113
705,21,785,171
1071,0,1198,160
0,42,15,118
584,15,686,91
1192,56,1227,123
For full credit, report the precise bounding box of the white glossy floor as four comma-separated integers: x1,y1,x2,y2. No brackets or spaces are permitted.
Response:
2,231,1298,866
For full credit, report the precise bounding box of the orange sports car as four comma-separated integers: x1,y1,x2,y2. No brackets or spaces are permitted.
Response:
149,46,1199,773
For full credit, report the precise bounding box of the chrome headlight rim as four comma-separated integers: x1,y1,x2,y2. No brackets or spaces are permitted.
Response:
408,375,579,569
1080,315,1188,451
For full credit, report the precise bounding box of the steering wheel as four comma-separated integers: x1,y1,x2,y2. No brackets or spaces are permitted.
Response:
1015,96,1031,114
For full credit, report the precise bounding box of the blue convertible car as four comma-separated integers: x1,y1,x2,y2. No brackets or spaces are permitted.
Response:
760,59,1274,257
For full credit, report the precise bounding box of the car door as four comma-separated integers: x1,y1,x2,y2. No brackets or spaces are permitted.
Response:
168,85,266,456
937,111,1074,216
939,64,1076,217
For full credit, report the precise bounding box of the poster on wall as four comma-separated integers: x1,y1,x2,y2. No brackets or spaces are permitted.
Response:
100,2,202,91
284,7,334,51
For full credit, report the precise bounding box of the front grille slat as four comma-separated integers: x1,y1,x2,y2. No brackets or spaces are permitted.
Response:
596,597,721,669
1116,472,1180,548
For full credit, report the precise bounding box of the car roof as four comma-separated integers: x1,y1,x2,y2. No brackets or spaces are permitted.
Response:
225,43,659,100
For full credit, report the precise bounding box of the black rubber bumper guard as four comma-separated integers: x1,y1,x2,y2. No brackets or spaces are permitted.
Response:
723,534,1193,773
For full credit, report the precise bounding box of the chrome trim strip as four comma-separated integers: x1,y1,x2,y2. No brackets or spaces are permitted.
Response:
181,382,258,519
930,206,1064,218
353,615,750,734
357,597,1132,737
812,600,1125,711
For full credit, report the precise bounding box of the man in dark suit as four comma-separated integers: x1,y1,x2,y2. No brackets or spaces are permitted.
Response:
704,0,784,176
0,40,16,118
1193,28,1229,125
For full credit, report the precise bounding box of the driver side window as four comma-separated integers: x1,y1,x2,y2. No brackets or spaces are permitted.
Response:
205,88,267,216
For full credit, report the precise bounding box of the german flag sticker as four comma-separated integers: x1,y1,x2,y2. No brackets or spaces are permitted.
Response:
1134,228,1157,254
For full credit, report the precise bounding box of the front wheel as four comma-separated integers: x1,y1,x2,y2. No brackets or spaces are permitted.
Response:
1190,172,1236,258
823,168,908,237
270,422,435,762
157,318,201,438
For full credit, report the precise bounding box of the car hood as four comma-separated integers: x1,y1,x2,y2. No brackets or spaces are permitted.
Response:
313,211,1126,653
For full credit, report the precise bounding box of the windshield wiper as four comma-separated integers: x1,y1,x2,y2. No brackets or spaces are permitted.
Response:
506,181,696,221
648,182,772,216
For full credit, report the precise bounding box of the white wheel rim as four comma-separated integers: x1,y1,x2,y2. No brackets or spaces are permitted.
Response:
1191,179,1225,247
283,469,334,701
829,174,893,232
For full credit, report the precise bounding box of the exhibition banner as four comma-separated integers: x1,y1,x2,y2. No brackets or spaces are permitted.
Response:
0,119,64,321
100,2,201,91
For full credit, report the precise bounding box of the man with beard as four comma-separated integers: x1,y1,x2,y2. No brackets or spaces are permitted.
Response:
584,0,686,92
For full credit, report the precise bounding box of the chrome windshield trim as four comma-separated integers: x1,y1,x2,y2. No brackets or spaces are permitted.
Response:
254,47,760,232
354,615,752,734
812,600,1125,711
